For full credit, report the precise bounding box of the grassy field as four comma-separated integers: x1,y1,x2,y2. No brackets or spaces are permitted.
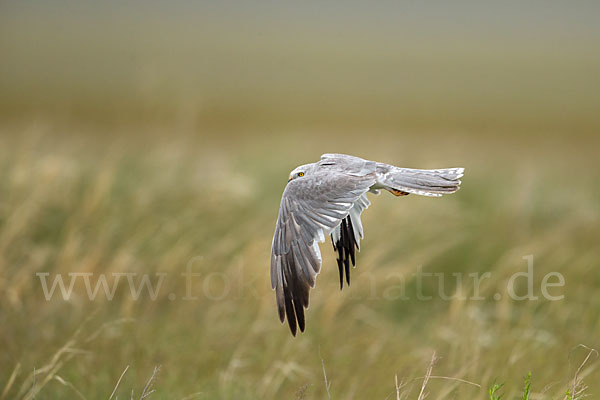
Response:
1,2,599,398
0,126,598,399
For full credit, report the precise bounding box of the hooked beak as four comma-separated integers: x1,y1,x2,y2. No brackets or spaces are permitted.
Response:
288,176,292,182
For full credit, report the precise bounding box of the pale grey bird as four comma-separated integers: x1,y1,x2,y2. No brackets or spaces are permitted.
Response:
271,153,464,335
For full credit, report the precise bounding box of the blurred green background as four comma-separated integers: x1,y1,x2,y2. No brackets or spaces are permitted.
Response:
0,1,599,399
2,0,599,134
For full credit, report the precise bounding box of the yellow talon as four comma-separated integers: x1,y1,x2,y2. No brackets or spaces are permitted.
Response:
389,189,410,197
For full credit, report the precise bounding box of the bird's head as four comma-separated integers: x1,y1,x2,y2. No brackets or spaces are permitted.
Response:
288,164,313,182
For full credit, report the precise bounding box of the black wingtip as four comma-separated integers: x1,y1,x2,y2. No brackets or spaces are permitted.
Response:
344,251,350,286
347,218,356,266
337,258,343,290
332,216,359,290
292,293,305,334
284,292,297,336
278,306,285,323
345,261,350,286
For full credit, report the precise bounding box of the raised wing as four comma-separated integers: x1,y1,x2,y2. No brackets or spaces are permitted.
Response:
271,168,376,335
330,193,370,289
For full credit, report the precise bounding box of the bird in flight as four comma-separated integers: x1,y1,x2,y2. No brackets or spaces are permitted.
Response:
270,153,464,335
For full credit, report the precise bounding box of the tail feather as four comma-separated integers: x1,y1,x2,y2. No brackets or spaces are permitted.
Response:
378,165,464,197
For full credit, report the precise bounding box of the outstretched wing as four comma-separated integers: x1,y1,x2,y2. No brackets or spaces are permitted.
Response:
330,193,370,289
271,168,376,335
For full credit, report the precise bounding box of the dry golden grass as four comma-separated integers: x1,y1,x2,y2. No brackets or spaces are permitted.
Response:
0,125,599,399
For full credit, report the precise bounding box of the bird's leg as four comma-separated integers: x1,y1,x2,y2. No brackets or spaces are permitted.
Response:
388,188,410,196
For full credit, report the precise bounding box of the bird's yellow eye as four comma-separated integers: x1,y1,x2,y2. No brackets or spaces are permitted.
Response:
298,172,304,177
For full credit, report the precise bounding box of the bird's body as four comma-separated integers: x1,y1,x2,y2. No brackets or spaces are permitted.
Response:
271,153,464,335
